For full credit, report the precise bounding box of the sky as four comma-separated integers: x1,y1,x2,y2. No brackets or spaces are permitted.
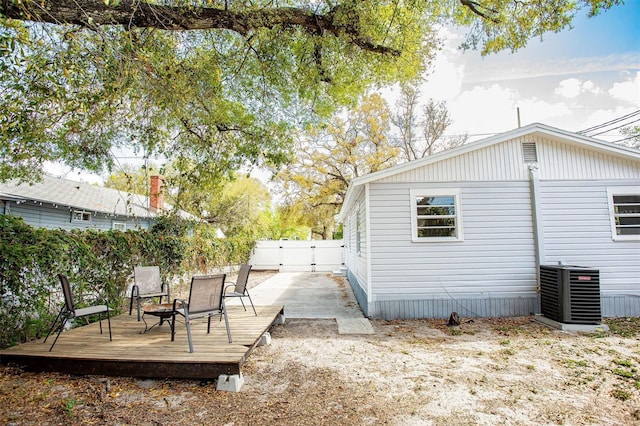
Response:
402,0,640,143
46,1,640,184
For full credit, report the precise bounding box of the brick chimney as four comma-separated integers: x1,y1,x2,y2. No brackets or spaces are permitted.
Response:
149,175,164,211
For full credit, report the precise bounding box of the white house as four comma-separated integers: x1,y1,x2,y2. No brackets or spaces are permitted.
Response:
336,123,640,320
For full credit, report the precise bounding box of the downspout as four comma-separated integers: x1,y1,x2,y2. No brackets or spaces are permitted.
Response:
528,165,544,306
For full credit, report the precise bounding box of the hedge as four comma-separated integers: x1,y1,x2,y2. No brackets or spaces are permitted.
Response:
0,215,255,348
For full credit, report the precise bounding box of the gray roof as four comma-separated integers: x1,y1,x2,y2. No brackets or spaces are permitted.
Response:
0,174,196,220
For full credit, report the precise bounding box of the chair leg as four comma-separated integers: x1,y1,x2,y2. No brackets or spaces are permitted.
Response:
221,301,232,344
246,292,257,316
44,308,64,343
106,307,112,341
129,288,135,316
136,297,142,322
48,318,66,352
185,319,194,353
239,297,247,311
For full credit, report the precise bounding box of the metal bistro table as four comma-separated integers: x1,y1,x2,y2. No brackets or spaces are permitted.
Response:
141,303,175,334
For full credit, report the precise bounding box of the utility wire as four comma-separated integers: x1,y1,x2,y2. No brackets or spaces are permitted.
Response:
578,110,640,134
613,134,640,144
588,118,640,137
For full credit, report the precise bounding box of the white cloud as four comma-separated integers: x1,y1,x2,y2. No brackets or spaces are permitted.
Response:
555,78,583,98
608,71,640,106
555,78,603,99
447,84,521,136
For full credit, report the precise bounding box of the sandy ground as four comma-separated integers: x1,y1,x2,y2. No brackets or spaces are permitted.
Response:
1,273,639,425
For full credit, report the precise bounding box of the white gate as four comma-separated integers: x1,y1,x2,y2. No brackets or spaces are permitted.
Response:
249,240,344,272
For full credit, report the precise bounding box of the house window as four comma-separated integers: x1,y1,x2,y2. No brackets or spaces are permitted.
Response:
607,188,640,240
112,221,126,231
71,210,91,223
410,188,463,242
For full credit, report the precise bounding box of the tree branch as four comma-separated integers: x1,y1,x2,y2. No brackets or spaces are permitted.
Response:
1,0,400,55
459,0,500,23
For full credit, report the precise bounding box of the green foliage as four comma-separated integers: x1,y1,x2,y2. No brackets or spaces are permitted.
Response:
276,93,399,238
0,215,255,349
2,1,619,185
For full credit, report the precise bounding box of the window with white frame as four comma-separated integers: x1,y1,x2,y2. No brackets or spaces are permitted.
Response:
607,188,640,240
410,188,463,241
71,210,91,223
112,221,126,231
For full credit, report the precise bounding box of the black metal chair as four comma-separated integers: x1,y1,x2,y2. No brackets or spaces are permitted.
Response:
171,274,232,353
129,266,170,321
223,264,257,316
44,274,112,351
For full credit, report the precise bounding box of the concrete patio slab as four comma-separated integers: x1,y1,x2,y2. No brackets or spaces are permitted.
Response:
244,272,366,320
336,318,375,334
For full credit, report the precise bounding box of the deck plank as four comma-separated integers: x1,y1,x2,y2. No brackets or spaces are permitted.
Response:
0,305,284,379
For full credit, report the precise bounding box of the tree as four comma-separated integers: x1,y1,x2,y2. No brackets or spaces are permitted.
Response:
277,93,399,238
203,175,271,237
391,86,467,161
619,125,640,150
390,82,420,162
104,163,161,196
1,1,621,184
420,99,468,156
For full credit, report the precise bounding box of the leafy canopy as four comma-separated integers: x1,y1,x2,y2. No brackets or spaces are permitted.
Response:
0,0,621,184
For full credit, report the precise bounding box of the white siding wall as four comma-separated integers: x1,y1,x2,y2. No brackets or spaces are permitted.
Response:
539,180,640,295
537,137,640,180
342,132,640,319
381,138,529,183
368,181,536,300
342,187,370,302
380,135,639,184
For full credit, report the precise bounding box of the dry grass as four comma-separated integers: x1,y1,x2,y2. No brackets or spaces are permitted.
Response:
2,275,640,425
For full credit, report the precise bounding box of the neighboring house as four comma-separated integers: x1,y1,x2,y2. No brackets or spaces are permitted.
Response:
0,175,195,231
336,123,640,320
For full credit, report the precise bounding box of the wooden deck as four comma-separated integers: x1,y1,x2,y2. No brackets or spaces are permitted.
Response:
0,305,285,379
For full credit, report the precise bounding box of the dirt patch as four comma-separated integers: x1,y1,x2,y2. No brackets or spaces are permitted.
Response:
2,274,640,425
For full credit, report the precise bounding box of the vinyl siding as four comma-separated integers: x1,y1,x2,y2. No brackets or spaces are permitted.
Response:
6,203,152,231
539,180,640,295
537,138,640,180
379,135,639,184
340,129,640,319
380,138,529,183
368,181,536,300
343,186,369,301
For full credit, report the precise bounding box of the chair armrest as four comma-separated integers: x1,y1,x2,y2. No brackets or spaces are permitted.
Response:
130,284,140,297
162,281,171,299
173,298,189,322
224,283,236,294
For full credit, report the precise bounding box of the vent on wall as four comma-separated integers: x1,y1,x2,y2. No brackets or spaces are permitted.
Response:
539,265,601,324
522,142,538,163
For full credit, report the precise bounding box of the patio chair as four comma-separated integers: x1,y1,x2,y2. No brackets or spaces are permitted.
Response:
44,274,112,352
171,274,232,353
223,264,257,316
129,266,170,321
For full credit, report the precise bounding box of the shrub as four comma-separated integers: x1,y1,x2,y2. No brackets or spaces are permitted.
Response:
0,215,254,348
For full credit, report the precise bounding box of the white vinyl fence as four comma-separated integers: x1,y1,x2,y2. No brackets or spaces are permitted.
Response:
249,240,345,272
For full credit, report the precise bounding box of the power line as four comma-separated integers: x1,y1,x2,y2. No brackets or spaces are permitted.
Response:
578,110,640,134
588,118,640,137
613,134,640,143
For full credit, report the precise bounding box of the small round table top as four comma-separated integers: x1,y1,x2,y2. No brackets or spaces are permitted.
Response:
143,303,174,316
